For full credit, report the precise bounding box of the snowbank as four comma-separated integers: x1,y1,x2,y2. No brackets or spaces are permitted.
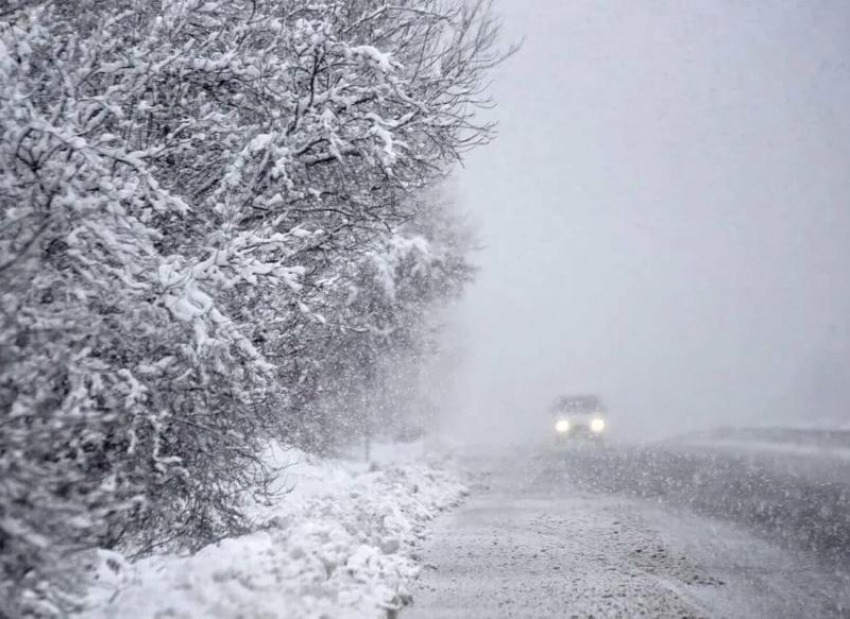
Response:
79,442,466,619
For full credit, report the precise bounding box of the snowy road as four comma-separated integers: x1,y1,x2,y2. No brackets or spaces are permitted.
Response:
405,442,850,618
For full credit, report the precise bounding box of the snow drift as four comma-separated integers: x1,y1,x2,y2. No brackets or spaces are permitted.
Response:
79,443,466,619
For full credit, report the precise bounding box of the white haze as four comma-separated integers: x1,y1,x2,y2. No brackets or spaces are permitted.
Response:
441,0,850,443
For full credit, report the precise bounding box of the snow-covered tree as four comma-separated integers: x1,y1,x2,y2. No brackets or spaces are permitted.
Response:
307,191,476,452
0,0,507,613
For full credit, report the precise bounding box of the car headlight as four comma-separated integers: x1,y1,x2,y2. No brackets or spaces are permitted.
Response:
590,418,606,433
555,419,570,433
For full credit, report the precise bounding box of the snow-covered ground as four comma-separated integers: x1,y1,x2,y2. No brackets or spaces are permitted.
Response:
683,436,850,461
407,445,850,618
79,441,466,619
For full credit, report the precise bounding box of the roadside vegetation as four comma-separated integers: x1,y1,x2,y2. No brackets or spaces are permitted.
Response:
0,0,508,614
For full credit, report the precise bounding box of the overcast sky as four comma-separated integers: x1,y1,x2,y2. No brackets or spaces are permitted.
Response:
444,0,850,442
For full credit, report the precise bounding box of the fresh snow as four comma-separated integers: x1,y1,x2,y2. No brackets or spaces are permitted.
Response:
686,437,850,461
79,442,466,619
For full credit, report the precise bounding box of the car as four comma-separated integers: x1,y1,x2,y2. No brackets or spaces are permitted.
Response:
551,394,608,442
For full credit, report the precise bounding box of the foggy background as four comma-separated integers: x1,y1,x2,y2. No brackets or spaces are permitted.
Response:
441,0,850,443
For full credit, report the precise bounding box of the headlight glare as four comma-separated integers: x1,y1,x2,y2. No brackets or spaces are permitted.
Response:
555,419,570,433
590,418,606,433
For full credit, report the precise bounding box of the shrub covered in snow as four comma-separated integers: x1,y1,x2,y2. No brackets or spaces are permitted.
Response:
0,0,505,614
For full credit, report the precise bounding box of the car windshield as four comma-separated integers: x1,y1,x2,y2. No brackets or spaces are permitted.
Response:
554,395,602,414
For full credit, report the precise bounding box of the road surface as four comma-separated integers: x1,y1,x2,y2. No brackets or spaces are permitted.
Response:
406,439,850,618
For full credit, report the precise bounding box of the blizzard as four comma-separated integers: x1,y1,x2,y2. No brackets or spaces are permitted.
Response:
4,1,850,617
